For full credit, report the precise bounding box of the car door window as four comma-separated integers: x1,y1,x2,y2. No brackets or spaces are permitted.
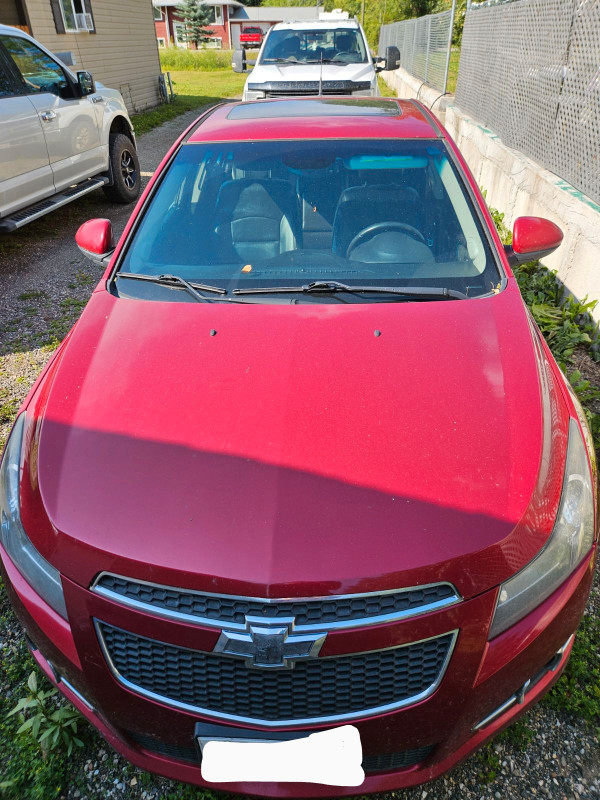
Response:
0,54,17,97
1,36,69,97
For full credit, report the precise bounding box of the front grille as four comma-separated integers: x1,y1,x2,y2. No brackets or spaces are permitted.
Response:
128,730,435,773
93,573,459,631
265,89,355,97
98,622,455,726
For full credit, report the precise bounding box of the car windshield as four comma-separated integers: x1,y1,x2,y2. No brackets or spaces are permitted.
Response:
260,28,367,64
118,138,501,301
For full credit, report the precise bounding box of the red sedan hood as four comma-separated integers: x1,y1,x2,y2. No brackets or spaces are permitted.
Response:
30,283,566,598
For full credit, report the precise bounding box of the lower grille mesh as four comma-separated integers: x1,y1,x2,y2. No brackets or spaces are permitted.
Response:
99,622,454,724
128,731,435,773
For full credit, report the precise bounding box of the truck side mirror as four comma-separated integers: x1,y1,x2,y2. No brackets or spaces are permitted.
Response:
232,50,246,74
374,45,400,73
385,45,400,71
77,70,95,96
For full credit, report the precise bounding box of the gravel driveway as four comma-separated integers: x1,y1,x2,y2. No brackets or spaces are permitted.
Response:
0,108,598,800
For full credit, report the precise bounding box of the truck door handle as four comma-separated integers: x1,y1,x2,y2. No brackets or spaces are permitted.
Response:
40,110,56,122
91,95,104,103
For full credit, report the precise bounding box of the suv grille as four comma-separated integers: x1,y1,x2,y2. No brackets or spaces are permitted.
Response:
97,622,456,726
93,574,459,631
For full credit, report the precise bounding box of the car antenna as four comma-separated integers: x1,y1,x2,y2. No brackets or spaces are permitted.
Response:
319,51,323,96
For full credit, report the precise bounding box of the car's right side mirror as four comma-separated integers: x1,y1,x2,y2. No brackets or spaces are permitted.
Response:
232,49,246,73
76,218,115,265
504,216,564,267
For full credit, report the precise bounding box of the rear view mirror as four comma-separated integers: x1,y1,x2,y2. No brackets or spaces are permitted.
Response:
232,50,246,73
77,70,95,96
76,218,115,265
504,216,564,266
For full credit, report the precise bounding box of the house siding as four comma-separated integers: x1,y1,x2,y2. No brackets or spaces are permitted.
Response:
26,0,161,113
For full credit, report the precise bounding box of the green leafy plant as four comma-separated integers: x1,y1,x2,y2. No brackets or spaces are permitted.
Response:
8,671,84,756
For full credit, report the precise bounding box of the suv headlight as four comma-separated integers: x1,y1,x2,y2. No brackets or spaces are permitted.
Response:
489,418,594,638
0,414,68,619
244,90,265,100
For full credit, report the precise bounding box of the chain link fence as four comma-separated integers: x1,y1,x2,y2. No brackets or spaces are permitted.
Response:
456,0,600,206
378,8,455,93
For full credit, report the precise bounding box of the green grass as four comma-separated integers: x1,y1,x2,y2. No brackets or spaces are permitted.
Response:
446,46,460,94
159,48,234,71
131,70,246,136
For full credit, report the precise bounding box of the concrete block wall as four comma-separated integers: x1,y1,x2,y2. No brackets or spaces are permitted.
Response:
382,67,600,322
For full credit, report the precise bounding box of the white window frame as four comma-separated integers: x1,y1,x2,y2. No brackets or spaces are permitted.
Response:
203,36,222,48
153,5,163,21
59,0,94,32
213,5,223,25
173,22,187,48
157,37,166,47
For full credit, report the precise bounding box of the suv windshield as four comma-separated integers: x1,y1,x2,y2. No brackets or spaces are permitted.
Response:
260,28,367,64
119,138,500,301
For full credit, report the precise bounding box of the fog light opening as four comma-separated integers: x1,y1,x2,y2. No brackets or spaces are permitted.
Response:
473,635,574,732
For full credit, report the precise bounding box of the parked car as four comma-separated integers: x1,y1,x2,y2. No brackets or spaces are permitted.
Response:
1,97,596,795
239,25,264,49
0,24,140,232
236,19,399,99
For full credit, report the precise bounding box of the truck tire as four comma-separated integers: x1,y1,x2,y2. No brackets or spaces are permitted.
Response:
102,133,141,204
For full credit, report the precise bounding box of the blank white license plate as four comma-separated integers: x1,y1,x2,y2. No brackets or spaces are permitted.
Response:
199,724,364,786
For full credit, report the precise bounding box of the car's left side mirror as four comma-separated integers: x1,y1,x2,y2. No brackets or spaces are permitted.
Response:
77,70,95,97
375,45,400,73
504,216,564,267
76,218,115,265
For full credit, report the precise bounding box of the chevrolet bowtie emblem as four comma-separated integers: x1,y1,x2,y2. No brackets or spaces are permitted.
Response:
214,615,326,669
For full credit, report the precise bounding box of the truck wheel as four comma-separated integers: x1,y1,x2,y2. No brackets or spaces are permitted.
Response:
102,134,141,204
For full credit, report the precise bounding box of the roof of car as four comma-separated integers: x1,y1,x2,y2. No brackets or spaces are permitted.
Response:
186,97,442,144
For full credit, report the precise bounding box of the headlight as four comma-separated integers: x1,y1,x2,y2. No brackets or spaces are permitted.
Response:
489,418,594,638
0,414,68,619
352,89,375,96
244,90,265,100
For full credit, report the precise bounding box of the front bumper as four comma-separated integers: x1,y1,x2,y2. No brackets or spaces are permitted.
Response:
1,543,595,798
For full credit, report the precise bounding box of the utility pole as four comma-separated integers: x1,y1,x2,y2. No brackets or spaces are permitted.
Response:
361,0,365,26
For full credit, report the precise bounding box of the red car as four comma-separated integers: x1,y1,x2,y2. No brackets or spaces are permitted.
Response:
0,97,596,796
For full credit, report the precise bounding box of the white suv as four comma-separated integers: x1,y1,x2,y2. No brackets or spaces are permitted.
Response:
238,19,399,101
0,24,140,232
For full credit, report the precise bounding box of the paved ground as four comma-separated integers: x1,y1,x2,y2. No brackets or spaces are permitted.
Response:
0,109,599,800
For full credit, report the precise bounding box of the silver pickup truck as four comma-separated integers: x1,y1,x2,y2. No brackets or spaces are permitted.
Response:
0,24,140,232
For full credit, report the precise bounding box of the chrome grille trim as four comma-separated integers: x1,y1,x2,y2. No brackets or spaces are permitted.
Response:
95,620,458,728
91,572,461,632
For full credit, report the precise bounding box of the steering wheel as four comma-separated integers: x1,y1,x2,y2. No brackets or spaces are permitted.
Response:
346,222,426,258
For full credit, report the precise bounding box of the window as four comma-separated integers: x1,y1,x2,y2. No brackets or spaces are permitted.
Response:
2,35,69,97
205,5,223,25
174,23,186,48
153,5,162,21
0,52,17,97
261,27,367,65
203,37,221,49
59,0,95,32
157,37,166,47
119,138,500,301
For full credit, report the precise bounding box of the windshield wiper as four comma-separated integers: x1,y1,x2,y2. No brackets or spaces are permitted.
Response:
117,272,226,302
233,281,467,300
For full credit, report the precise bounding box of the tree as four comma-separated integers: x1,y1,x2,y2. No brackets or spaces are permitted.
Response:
176,0,213,48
